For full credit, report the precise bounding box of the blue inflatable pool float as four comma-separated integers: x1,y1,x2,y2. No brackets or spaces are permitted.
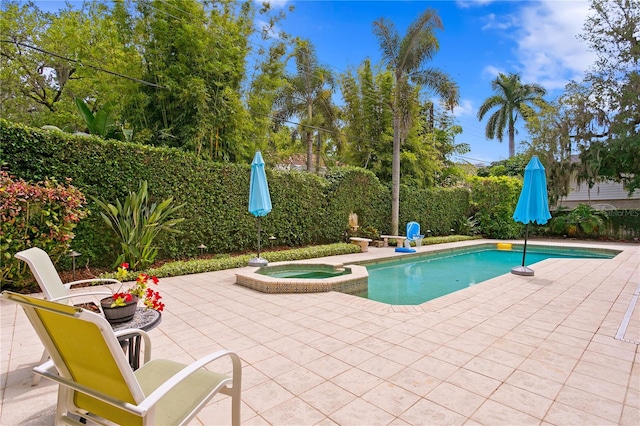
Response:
395,247,416,253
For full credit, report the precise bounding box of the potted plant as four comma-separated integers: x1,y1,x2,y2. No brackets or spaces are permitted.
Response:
100,263,165,324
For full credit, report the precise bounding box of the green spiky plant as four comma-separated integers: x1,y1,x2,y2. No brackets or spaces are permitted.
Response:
93,181,185,270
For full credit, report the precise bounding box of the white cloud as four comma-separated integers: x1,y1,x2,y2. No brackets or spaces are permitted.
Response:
481,12,517,30
482,65,505,79
457,0,496,9
255,18,282,40
255,0,289,9
453,99,474,117
513,0,596,91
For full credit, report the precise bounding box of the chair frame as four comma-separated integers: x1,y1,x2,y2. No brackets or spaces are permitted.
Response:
3,291,242,426
405,221,425,248
15,247,118,385
15,247,119,304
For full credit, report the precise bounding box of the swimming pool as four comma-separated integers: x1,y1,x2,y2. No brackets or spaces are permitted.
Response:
360,245,619,305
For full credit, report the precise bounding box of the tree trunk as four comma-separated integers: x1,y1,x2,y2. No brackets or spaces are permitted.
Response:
306,103,314,172
391,109,401,236
315,131,321,174
508,121,515,158
306,131,314,172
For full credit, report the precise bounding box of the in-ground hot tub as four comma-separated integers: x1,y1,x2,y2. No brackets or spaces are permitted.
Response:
235,263,368,295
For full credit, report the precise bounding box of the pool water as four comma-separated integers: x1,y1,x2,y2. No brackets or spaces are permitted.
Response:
362,246,617,305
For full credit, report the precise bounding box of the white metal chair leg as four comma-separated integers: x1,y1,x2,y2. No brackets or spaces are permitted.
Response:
32,349,49,386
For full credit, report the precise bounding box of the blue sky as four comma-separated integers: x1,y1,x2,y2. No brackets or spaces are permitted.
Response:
33,0,596,165
269,0,596,164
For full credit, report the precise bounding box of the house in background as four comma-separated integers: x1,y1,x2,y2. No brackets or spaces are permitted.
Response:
557,179,640,210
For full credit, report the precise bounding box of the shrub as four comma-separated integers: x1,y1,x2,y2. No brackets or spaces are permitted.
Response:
468,176,523,239
93,181,185,270
0,171,87,289
548,204,606,238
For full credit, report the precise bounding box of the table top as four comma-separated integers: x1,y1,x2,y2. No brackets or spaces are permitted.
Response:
110,307,162,333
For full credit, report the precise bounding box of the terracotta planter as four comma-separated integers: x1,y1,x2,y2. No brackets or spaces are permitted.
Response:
100,296,138,324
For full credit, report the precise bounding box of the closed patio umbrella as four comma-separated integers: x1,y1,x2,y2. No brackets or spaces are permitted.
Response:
248,151,272,267
511,156,551,276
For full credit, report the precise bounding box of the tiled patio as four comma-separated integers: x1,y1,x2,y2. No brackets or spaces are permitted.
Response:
1,239,638,425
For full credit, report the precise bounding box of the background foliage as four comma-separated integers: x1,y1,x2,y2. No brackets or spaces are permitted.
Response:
0,170,87,287
1,120,471,273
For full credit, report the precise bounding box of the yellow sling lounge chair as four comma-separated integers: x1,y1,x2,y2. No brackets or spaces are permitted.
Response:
2,291,242,426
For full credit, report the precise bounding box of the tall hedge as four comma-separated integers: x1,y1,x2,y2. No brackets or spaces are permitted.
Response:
468,176,524,239
399,185,470,235
1,119,471,270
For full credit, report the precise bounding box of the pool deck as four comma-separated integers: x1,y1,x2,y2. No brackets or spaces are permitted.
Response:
1,239,638,425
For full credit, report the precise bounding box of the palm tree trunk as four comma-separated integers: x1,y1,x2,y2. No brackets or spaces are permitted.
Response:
306,103,314,172
306,131,314,172
315,131,321,174
508,121,515,158
391,110,401,236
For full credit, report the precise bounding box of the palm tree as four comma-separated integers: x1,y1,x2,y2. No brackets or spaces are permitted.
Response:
373,9,460,235
273,40,335,173
477,73,547,158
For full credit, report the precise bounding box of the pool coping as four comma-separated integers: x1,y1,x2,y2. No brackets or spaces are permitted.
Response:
235,262,369,295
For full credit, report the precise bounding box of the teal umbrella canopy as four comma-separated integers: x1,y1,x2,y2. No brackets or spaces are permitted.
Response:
513,156,551,225
512,156,551,276
248,152,271,267
249,152,272,217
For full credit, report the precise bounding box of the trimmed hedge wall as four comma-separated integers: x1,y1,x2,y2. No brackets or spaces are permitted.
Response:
1,120,472,270
602,210,640,240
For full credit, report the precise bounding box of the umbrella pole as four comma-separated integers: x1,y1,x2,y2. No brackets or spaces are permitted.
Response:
257,217,262,259
521,223,529,267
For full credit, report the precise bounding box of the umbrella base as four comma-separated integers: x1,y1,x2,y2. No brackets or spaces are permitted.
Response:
248,257,268,267
511,266,534,276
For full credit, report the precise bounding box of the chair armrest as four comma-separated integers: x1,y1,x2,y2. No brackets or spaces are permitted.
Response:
65,278,123,288
49,290,113,303
137,350,242,411
113,328,152,364
33,360,145,416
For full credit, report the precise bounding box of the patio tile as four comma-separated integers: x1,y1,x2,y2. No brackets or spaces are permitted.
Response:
504,369,563,400
478,346,526,368
332,367,384,396
463,356,514,382
446,367,502,398
362,382,421,416
426,382,485,417
243,379,295,414
574,359,635,387
545,400,618,425
388,367,441,397
489,383,553,419
429,345,476,367
2,240,637,426
274,367,324,395
621,403,640,426
580,349,634,373
304,355,352,380
354,336,397,355
299,382,355,415
564,371,628,403
470,400,540,425
398,336,440,354
445,336,489,356
399,398,466,425
411,355,459,380
260,397,326,425
555,384,624,422
329,397,396,425
331,345,375,366
378,345,424,366
357,355,405,380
